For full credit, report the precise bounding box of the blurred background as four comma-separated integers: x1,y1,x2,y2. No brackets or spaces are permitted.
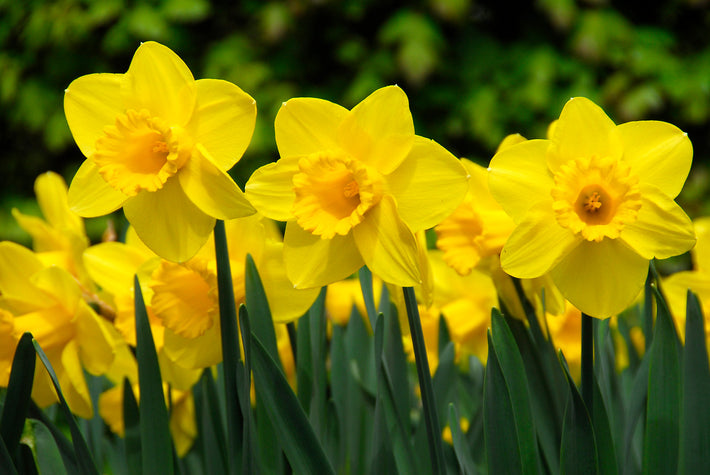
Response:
2,0,710,244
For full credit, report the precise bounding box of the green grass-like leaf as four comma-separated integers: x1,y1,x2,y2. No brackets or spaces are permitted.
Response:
30,418,68,475
448,404,477,475
134,275,173,475
0,332,35,462
122,378,141,475
0,432,18,475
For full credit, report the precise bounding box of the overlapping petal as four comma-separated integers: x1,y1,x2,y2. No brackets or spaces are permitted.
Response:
275,97,348,157
283,221,364,289
620,184,695,260
245,156,300,221
67,160,129,217
337,86,414,174
124,179,215,263
189,79,256,170
387,136,468,232
83,242,154,295
550,239,648,319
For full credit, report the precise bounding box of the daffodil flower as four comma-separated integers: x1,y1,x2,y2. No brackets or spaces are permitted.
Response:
246,85,468,288
489,97,696,318
64,41,256,262
0,241,116,418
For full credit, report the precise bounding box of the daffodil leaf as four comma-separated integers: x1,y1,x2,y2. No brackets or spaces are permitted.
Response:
27,401,79,473
32,338,99,475
30,419,67,475
369,315,398,474
484,309,540,474
643,287,681,474
0,435,18,475
1,332,35,461
679,291,710,473
296,308,313,410
329,321,348,469
448,404,477,475
559,352,599,475
308,288,329,442
237,305,257,475
432,342,456,426
249,332,335,475
197,370,227,474
213,220,243,474
621,351,650,473
346,305,377,398
358,266,377,327
591,321,619,475
122,378,141,475
133,275,173,475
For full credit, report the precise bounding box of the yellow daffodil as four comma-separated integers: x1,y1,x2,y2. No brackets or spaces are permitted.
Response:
325,276,382,327
245,86,468,288
488,97,696,318
0,241,116,418
64,41,256,262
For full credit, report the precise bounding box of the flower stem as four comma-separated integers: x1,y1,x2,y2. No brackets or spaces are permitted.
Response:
581,312,594,416
402,286,445,475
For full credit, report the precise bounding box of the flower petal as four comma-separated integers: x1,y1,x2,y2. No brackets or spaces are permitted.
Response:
74,300,115,375
123,178,215,263
179,145,255,220
550,239,648,319
124,41,196,125
615,120,692,198
35,172,85,236
259,241,320,323
620,184,695,260
275,97,348,158
83,242,152,294
488,139,553,222
162,324,222,370
352,196,421,286
692,217,710,273
283,220,363,289
500,201,580,279
188,79,256,171
0,242,47,303
548,97,620,172
337,86,415,174
60,340,93,418
64,72,125,157
245,156,300,221
67,160,129,217
387,136,468,232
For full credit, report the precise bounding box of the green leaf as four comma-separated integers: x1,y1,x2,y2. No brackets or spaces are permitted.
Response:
196,370,227,474
237,306,257,475
485,309,540,474
308,288,329,442
369,315,398,474
559,352,599,475
122,378,141,475
643,288,681,474
296,308,313,410
250,333,335,475
32,339,99,475
359,266,377,328
133,275,173,475
30,418,67,475
1,332,35,460
0,434,18,475
213,220,243,475
679,291,710,473
27,402,79,473
448,404,477,475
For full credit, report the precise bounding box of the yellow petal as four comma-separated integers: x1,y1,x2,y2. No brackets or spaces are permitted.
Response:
189,79,256,170
387,136,468,232
162,323,223,369
83,242,152,295
692,217,710,273
74,300,115,375
283,221,363,289
123,178,215,263
64,72,125,157
245,157,300,221
496,133,527,152
35,172,85,237
352,196,421,287
275,97,348,158
620,184,695,260
614,120,692,198
178,145,255,220
550,239,648,318
488,139,553,222
158,351,202,390
663,271,710,336
548,97,620,172
259,241,320,323
169,390,197,457
337,86,415,174
223,214,268,265
59,340,94,419
500,202,580,279
11,211,66,253
67,160,129,217
0,242,47,303
124,41,196,125
30,266,81,314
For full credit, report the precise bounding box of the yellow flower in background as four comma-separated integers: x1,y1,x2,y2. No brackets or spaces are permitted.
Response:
325,276,383,327
246,86,468,288
489,97,696,318
64,41,256,262
541,302,582,381
0,242,116,418
12,172,92,289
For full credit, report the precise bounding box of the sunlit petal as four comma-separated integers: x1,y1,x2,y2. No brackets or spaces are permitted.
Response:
245,157,301,221
67,160,129,217
83,242,153,294
275,97,348,158
74,300,115,375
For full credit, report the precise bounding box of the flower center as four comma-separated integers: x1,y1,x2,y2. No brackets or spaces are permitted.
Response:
551,156,641,242
92,109,192,196
292,151,384,239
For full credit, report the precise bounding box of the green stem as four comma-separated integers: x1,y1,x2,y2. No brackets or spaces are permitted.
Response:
581,312,594,416
402,286,445,475
214,220,243,475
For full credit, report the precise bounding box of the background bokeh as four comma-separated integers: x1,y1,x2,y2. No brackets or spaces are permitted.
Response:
2,0,710,243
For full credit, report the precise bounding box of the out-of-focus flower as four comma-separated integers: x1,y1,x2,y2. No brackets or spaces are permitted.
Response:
0,242,116,418
246,85,468,288
541,302,582,381
64,41,256,262
489,97,695,318
442,418,470,445
325,276,383,327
